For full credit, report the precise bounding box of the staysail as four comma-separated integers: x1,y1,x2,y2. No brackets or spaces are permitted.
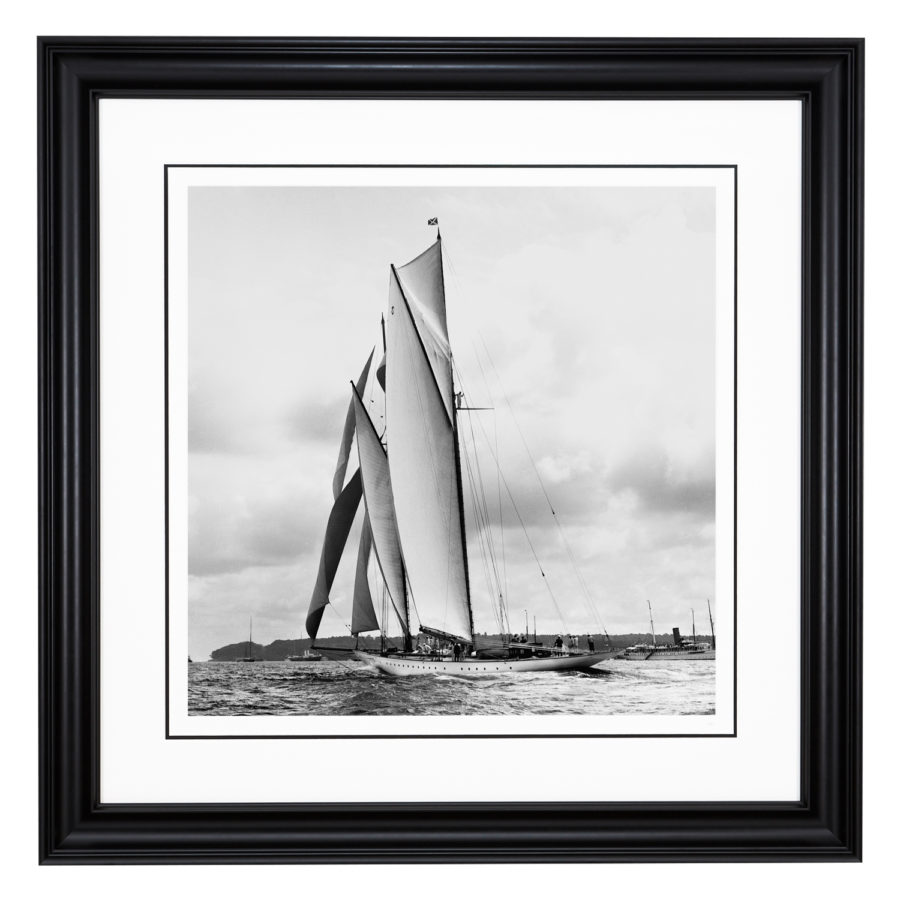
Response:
350,514,379,635
306,347,377,641
305,469,363,640
385,249,472,643
351,386,409,633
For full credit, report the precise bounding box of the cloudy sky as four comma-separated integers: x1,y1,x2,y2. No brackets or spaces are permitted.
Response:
187,184,717,659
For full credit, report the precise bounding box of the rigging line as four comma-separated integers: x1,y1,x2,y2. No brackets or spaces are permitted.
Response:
455,364,507,617
471,341,510,623
460,432,504,635
458,425,498,624
443,246,510,630
444,244,565,632
463,456,496,628
324,600,355,638
462,396,502,594
454,365,567,630
463,392,507,633
477,336,604,631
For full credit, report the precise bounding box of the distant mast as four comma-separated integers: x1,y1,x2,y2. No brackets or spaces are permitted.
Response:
692,608,696,643
707,598,716,649
647,599,656,646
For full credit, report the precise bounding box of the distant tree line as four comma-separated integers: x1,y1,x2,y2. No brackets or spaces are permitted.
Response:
208,631,714,660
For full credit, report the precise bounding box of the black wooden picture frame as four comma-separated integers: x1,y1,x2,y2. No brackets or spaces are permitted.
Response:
38,37,863,863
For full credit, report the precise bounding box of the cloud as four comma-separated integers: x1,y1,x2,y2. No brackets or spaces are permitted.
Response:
284,394,350,446
606,445,715,517
184,183,721,658
188,451,336,577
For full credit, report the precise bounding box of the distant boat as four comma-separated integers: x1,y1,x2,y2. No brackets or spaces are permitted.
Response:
286,649,323,662
238,615,261,662
304,229,619,676
188,655,193,664
624,601,716,661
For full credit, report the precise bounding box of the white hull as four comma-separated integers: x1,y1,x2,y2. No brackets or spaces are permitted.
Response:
623,650,715,661
353,649,620,675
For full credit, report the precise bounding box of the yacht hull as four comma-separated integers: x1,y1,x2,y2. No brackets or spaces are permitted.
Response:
623,649,715,661
354,649,620,675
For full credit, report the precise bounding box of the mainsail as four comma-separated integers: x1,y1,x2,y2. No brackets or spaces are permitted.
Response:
351,386,409,633
385,245,472,642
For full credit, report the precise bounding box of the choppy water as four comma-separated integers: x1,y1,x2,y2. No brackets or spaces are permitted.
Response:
188,658,715,716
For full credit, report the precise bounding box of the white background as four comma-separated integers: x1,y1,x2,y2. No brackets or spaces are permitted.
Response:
105,107,751,798
3,0,894,895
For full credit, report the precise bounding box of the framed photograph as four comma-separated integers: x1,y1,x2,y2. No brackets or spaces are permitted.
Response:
39,37,862,862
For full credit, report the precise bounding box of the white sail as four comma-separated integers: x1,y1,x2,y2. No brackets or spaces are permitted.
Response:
395,239,454,416
351,387,410,633
385,264,472,642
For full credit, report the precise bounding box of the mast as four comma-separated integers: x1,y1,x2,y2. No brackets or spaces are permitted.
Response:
707,598,716,649
443,234,476,644
452,386,476,644
402,573,412,653
647,599,656,646
377,313,408,651
692,607,696,643
248,615,252,658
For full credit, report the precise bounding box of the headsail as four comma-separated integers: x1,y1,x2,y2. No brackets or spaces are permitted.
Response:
332,349,375,500
305,469,362,640
351,386,409,633
385,259,472,643
350,514,379,635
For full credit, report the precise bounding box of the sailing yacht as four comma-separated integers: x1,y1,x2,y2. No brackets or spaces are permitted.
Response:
304,229,619,675
238,615,260,662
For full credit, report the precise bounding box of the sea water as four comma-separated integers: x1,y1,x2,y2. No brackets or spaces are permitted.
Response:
188,658,715,717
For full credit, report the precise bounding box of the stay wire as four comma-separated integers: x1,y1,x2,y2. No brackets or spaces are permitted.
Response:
453,362,567,631
477,337,605,634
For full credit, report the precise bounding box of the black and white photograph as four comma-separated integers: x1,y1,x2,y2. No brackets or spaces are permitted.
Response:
168,167,735,732
29,23,867,871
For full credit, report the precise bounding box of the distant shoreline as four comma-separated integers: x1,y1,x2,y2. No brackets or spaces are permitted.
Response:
206,631,715,661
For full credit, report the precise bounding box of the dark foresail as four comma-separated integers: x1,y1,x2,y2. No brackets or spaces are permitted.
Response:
332,349,374,501
305,468,363,639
